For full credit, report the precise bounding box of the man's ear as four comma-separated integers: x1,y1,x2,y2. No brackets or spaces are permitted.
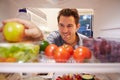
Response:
76,23,80,30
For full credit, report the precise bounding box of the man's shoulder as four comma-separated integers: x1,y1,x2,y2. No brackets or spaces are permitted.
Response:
49,30,59,34
48,30,60,38
47,30,63,45
77,32,88,39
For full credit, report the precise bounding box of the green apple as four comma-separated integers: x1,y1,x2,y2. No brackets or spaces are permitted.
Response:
3,22,25,42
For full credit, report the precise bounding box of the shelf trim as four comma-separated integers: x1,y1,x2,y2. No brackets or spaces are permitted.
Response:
0,63,120,73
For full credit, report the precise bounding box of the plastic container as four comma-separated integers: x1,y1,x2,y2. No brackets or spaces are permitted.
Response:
0,42,40,63
16,8,31,21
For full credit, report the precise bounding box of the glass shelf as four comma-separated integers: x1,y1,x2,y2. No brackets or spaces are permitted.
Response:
0,63,120,73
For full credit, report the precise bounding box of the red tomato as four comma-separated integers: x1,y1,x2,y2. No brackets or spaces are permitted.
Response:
81,46,92,59
73,48,85,63
73,46,92,63
62,44,74,56
45,44,58,58
53,46,70,63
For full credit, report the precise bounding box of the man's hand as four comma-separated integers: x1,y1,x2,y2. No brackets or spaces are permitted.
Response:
1,18,44,42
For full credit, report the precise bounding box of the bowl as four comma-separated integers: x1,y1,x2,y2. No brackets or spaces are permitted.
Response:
0,42,40,63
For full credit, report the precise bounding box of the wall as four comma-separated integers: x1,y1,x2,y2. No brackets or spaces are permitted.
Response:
0,0,10,26
0,0,20,26
93,0,120,38
40,8,60,31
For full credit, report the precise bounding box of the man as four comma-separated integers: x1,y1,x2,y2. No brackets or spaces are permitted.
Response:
46,8,97,63
47,8,88,49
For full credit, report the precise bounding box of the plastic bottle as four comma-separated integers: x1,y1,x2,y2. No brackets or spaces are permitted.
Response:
16,8,31,21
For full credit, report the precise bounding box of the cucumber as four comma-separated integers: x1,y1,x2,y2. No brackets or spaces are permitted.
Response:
81,74,95,80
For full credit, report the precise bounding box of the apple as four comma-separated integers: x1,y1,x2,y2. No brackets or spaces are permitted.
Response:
3,22,25,42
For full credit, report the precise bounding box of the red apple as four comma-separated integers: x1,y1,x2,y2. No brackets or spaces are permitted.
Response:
3,22,25,42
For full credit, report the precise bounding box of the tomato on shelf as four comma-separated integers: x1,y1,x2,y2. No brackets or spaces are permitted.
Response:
73,46,92,63
45,44,58,58
82,47,92,59
61,44,74,56
53,46,70,63
44,43,92,63
73,48,85,63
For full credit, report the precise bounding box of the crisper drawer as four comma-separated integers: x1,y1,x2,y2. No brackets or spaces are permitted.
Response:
54,73,120,80
0,72,53,80
0,72,120,80
0,63,120,80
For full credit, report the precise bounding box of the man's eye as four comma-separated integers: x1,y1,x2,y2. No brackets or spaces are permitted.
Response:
67,25,73,27
59,24,64,27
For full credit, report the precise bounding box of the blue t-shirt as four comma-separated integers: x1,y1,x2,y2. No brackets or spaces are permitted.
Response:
46,31,88,49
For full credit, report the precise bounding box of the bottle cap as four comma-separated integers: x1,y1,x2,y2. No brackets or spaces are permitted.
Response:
19,8,27,13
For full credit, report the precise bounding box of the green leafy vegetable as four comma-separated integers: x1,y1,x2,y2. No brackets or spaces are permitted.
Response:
0,43,40,62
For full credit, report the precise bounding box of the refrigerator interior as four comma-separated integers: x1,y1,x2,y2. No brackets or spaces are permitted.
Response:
0,0,120,80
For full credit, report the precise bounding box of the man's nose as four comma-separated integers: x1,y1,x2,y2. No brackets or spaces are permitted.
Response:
62,26,68,33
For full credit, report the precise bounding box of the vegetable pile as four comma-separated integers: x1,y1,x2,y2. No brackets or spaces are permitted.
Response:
0,43,40,62
42,42,92,63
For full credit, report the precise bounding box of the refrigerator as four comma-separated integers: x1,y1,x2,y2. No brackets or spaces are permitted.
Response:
0,0,120,80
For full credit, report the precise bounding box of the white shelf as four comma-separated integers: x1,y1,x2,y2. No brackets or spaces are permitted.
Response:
0,63,120,73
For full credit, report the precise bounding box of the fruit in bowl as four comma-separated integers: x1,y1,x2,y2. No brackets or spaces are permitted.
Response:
3,22,25,42
0,43,40,62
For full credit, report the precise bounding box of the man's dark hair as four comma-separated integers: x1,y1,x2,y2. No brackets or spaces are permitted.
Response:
57,8,80,25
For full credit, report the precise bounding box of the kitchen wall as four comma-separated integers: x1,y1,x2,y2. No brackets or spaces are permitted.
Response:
0,0,19,26
93,0,120,39
0,0,120,39
40,8,60,31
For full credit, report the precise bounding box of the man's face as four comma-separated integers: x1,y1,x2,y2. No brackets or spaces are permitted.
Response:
58,16,79,44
